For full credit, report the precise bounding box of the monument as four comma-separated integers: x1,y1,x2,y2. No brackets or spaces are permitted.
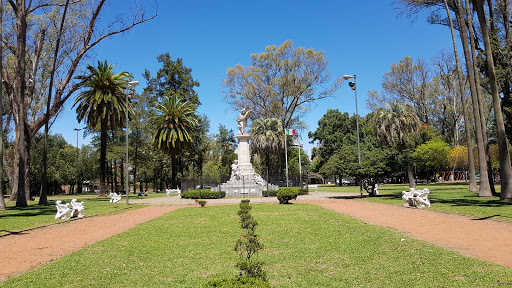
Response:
212,108,278,197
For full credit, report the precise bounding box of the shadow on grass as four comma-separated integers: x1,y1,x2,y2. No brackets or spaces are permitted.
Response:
0,203,56,219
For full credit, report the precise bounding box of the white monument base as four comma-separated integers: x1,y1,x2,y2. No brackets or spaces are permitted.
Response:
212,163,278,197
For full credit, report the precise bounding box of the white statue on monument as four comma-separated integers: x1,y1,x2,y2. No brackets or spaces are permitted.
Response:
236,108,252,135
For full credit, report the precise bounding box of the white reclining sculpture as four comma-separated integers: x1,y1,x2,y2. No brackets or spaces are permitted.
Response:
166,188,181,197
308,185,318,192
402,188,430,208
109,192,122,203
70,199,85,218
55,200,71,219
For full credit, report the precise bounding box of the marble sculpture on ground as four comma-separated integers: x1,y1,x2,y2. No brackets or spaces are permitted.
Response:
402,188,431,208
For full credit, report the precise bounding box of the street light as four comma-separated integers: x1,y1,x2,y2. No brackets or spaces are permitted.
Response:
74,128,82,194
343,74,362,197
126,80,139,205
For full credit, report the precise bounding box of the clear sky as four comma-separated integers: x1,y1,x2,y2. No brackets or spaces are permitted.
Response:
51,0,451,155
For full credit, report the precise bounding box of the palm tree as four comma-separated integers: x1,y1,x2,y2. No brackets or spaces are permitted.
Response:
373,102,420,188
74,61,132,197
250,117,284,175
149,94,198,189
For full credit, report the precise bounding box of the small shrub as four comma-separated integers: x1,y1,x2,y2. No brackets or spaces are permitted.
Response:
198,200,207,207
276,188,299,204
203,275,271,287
235,200,266,280
263,187,307,197
180,190,226,199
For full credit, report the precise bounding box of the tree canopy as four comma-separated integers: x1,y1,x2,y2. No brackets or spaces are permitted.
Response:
223,40,341,129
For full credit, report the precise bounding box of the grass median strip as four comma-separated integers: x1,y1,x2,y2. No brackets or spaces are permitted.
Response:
2,203,511,287
0,194,147,234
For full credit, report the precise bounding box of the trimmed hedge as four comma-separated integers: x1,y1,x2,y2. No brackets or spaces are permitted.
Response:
263,187,308,197
180,190,226,199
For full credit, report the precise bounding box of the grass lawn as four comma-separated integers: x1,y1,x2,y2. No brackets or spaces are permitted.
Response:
0,194,149,234
1,203,511,287
359,183,512,222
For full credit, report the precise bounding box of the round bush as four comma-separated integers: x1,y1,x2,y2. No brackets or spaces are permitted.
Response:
276,188,299,204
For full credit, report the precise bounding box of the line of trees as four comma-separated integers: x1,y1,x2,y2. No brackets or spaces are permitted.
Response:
395,0,512,200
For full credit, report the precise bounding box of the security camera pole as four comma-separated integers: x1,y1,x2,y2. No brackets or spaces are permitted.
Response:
343,75,362,197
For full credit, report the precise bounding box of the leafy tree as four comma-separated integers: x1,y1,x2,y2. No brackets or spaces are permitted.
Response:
249,118,284,175
373,102,421,188
449,145,469,171
74,61,133,197
216,124,238,177
143,53,201,106
30,133,76,195
413,137,450,175
149,95,198,189
223,40,341,129
369,56,435,126
5,0,154,206
143,53,205,187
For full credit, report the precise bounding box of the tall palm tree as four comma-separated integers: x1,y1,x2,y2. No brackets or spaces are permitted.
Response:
149,94,198,189
74,61,132,197
250,117,284,175
373,102,420,188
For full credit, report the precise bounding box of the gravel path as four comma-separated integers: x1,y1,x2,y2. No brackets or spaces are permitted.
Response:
129,192,356,205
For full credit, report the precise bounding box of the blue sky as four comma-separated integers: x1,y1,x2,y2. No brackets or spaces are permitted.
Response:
51,0,450,155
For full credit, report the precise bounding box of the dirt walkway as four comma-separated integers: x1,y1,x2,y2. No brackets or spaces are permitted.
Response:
1,194,511,282
303,199,512,269
0,206,184,282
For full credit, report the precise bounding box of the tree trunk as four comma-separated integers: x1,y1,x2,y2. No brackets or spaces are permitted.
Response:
407,163,416,189
111,160,115,193
133,145,138,193
159,160,163,191
13,0,28,207
0,0,5,210
171,154,178,189
474,0,512,201
455,0,492,197
99,120,108,197
444,0,478,193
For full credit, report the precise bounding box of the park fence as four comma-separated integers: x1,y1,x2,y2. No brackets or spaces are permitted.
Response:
180,173,308,192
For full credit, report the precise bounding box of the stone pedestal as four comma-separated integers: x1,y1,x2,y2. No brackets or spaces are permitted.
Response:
212,133,277,197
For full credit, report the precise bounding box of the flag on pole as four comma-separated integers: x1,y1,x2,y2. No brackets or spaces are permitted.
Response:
285,128,297,136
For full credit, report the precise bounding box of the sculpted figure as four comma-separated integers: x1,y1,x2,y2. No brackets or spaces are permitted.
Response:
231,160,240,180
236,108,252,134
70,199,85,218
55,200,71,220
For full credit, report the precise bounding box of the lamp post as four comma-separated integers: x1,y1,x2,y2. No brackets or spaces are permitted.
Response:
74,128,82,194
343,75,362,197
126,80,139,205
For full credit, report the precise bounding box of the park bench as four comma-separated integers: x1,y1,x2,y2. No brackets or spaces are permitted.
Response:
402,188,430,208
308,185,318,192
55,200,71,219
166,188,181,197
109,192,122,203
69,199,85,218
110,192,121,203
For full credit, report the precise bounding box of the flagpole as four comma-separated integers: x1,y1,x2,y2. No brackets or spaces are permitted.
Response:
297,131,302,191
284,128,289,187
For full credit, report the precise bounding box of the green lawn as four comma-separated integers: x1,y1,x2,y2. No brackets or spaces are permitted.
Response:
1,203,511,287
0,194,149,234
359,183,512,222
